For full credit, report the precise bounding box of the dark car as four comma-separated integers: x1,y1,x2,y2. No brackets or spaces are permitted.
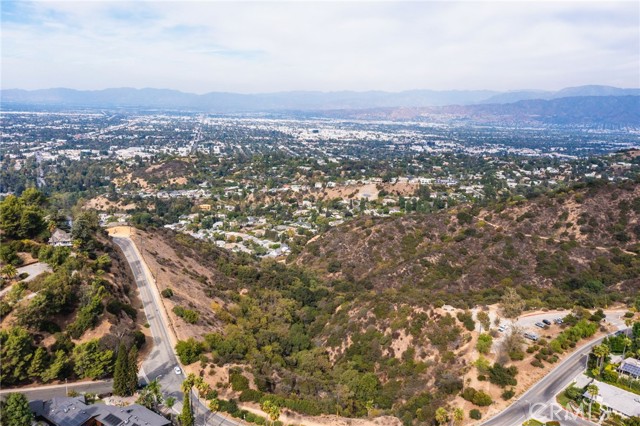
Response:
542,319,552,326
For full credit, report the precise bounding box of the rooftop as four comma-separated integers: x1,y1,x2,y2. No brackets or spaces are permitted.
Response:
582,379,640,418
29,397,170,426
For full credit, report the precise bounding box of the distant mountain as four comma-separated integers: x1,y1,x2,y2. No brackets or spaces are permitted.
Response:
0,87,497,111
321,96,640,127
466,95,640,126
1,85,638,112
480,85,640,104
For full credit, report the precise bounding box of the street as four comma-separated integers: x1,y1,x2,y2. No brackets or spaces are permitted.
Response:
481,328,629,426
112,235,239,426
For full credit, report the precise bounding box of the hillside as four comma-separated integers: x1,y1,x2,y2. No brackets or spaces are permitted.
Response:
297,181,640,308
2,85,638,113
121,182,640,426
319,96,640,127
0,191,144,389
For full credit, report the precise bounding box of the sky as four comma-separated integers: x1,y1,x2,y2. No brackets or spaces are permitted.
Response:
1,0,639,93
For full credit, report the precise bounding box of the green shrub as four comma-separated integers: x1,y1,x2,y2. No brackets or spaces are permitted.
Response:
488,363,518,387
470,409,482,420
501,388,515,400
240,389,264,402
173,305,199,324
461,387,493,406
175,338,205,364
457,311,476,331
229,371,250,392
476,333,493,354
161,288,174,298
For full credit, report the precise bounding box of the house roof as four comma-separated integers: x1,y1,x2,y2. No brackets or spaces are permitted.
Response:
582,379,640,417
619,357,640,377
30,397,170,426
49,228,72,243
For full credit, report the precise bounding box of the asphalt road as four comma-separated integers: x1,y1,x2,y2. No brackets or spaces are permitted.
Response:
112,235,239,426
481,329,628,426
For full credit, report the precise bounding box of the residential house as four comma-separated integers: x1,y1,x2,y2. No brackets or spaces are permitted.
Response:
582,379,640,418
618,357,640,379
49,229,73,247
29,396,170,426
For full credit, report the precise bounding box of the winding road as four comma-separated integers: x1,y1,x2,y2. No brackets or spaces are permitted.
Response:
112,234,239,426
1,234,238,426
481,327,629,426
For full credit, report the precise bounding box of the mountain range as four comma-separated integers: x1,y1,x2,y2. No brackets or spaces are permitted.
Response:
1,85,639,112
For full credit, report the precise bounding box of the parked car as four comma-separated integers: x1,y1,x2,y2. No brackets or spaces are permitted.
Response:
554,318,563,324
535,322,546,328
542,319,552,326
174,366,182,375
498,325,507,332
524,332,539,341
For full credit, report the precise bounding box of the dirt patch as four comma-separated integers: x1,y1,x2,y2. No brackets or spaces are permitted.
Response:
85,195,136,211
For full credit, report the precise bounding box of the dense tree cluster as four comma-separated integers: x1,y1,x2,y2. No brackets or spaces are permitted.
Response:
0,189,47,239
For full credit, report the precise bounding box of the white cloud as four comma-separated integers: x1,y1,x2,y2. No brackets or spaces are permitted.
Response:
1,1,638,92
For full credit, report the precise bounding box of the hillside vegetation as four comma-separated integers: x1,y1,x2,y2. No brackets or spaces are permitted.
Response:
297,181,640,308
0,190,143,388
137,181,639,425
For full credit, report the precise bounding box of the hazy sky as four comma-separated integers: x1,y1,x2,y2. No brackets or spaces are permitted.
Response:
2,1,639,93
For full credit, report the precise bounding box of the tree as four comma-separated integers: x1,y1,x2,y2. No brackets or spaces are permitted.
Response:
622,336,633,360
0,392,33,426
180,390,194,426
0,326,34,385
71,211,99,251
42,350,67,383
127,345,139,395
476,311,491,331
1,264,18,281
501,288,525,319
452,407,464,426
28,347,49,380
261,399,281,425
181,373,196,393
0,195,23,238
208,398,219,412
193,375,211,399
592,344,610,375
435,407,449,425
476,333,493,355
72,339,114,379
165,396,176,409
113,343,129,396
137,379,163,411
586,383,599,416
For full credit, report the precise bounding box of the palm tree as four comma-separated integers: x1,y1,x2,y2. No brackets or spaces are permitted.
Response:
435,407,449,425
452,407,464,426
260,400,281,426
1,264,18,281
193,376,212,399
592,344,610,375
146,379,163,410
208,398,219,413
181,373,196,393
586,383,599,418
621,337,633,360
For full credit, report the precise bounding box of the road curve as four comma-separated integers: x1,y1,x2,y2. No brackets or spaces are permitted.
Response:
112,235,239,426
481,329,628,426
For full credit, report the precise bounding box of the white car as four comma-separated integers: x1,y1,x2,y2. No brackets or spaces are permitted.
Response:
174,366,182,375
